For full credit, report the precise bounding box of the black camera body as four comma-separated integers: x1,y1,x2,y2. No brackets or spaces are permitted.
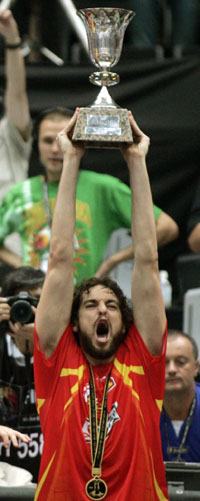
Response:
7,291,39,324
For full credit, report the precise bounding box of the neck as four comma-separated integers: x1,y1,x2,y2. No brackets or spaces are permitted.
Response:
84,351,115,367
44,172,61,183
164,388,195,420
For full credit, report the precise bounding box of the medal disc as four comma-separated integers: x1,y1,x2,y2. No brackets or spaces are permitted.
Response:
86,477,108,499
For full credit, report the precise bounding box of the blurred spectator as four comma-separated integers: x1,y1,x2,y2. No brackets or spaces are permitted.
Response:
0,8,31,201
0,8,32,273
130,0,199,55
0,106,178,283
0,266,45,481
160,329,200,462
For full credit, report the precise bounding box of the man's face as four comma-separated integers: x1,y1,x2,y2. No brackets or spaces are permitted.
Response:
73,285,125,364
165,335,199,395
38,117,70,182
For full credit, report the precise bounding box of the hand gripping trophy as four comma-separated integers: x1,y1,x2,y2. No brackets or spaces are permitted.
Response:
72,8,135,148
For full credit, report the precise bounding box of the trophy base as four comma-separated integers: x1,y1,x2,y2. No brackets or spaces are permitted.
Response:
72,107,133,149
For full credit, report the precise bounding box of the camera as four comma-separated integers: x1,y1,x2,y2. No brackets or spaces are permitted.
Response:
7,291,39,324
0,291,39,336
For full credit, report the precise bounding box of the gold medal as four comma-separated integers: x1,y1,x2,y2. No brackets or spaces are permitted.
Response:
86,476,108,500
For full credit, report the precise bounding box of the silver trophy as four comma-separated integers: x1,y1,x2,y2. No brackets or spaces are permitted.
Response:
72,7,135,148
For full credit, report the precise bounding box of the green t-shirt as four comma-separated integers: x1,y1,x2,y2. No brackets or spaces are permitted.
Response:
0,171,162,284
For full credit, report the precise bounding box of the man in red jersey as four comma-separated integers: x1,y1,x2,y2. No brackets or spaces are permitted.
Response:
33,109,169,500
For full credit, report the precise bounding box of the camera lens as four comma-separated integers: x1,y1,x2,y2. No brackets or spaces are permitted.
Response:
10,300,34,324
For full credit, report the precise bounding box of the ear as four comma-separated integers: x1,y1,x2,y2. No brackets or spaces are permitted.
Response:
122,324,126,335
194,359,200,378
73,322,78,333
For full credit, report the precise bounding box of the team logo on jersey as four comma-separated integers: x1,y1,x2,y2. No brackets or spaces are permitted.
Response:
82,376,119,443
83,401,120,443
83,376,116,404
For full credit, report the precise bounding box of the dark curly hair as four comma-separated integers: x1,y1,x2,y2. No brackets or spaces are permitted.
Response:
71,276,133,335
1,266,45,297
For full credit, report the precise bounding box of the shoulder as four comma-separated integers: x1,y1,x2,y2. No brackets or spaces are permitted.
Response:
0,115,30,142
125,323,166,363
194,383,200,413
195,382,200,397
1,176,42,203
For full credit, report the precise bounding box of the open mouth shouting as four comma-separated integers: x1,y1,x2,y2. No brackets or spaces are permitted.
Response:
95,318,110,344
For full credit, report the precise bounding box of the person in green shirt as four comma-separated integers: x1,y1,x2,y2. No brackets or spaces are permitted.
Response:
0,107,179,285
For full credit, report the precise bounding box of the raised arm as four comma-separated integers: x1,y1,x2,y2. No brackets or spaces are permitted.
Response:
121,112,166,356
35,110,85,358
0,8,31,140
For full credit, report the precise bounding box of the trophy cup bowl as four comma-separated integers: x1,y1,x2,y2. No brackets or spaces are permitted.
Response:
72,7,135,148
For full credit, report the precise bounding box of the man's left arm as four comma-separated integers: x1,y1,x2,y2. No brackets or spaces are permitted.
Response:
0,9,31,141
121,113,166,356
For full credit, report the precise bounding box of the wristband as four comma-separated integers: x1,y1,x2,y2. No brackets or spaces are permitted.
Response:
5,39,22,49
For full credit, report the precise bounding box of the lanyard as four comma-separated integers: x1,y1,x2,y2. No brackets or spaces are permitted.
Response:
85,365,111,500
164,395,196,461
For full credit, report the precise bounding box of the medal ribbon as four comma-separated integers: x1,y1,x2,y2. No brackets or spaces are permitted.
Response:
89,365,111,477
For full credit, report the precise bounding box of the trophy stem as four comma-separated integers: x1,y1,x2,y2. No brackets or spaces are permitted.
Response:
89,71,119,87
91,86,117,109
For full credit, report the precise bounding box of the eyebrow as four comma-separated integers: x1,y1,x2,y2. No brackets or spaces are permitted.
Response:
106,299,119,305
41,136,55,141
83,299,97,305
83,298,119,306
166,356,189,362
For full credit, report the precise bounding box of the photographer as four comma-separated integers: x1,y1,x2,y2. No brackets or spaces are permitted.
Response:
0,266,44,482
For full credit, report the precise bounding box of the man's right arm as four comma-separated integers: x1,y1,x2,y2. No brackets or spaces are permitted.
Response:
35,110,85,358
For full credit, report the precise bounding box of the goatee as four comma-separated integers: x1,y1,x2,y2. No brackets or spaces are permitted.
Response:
79,328,124,361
